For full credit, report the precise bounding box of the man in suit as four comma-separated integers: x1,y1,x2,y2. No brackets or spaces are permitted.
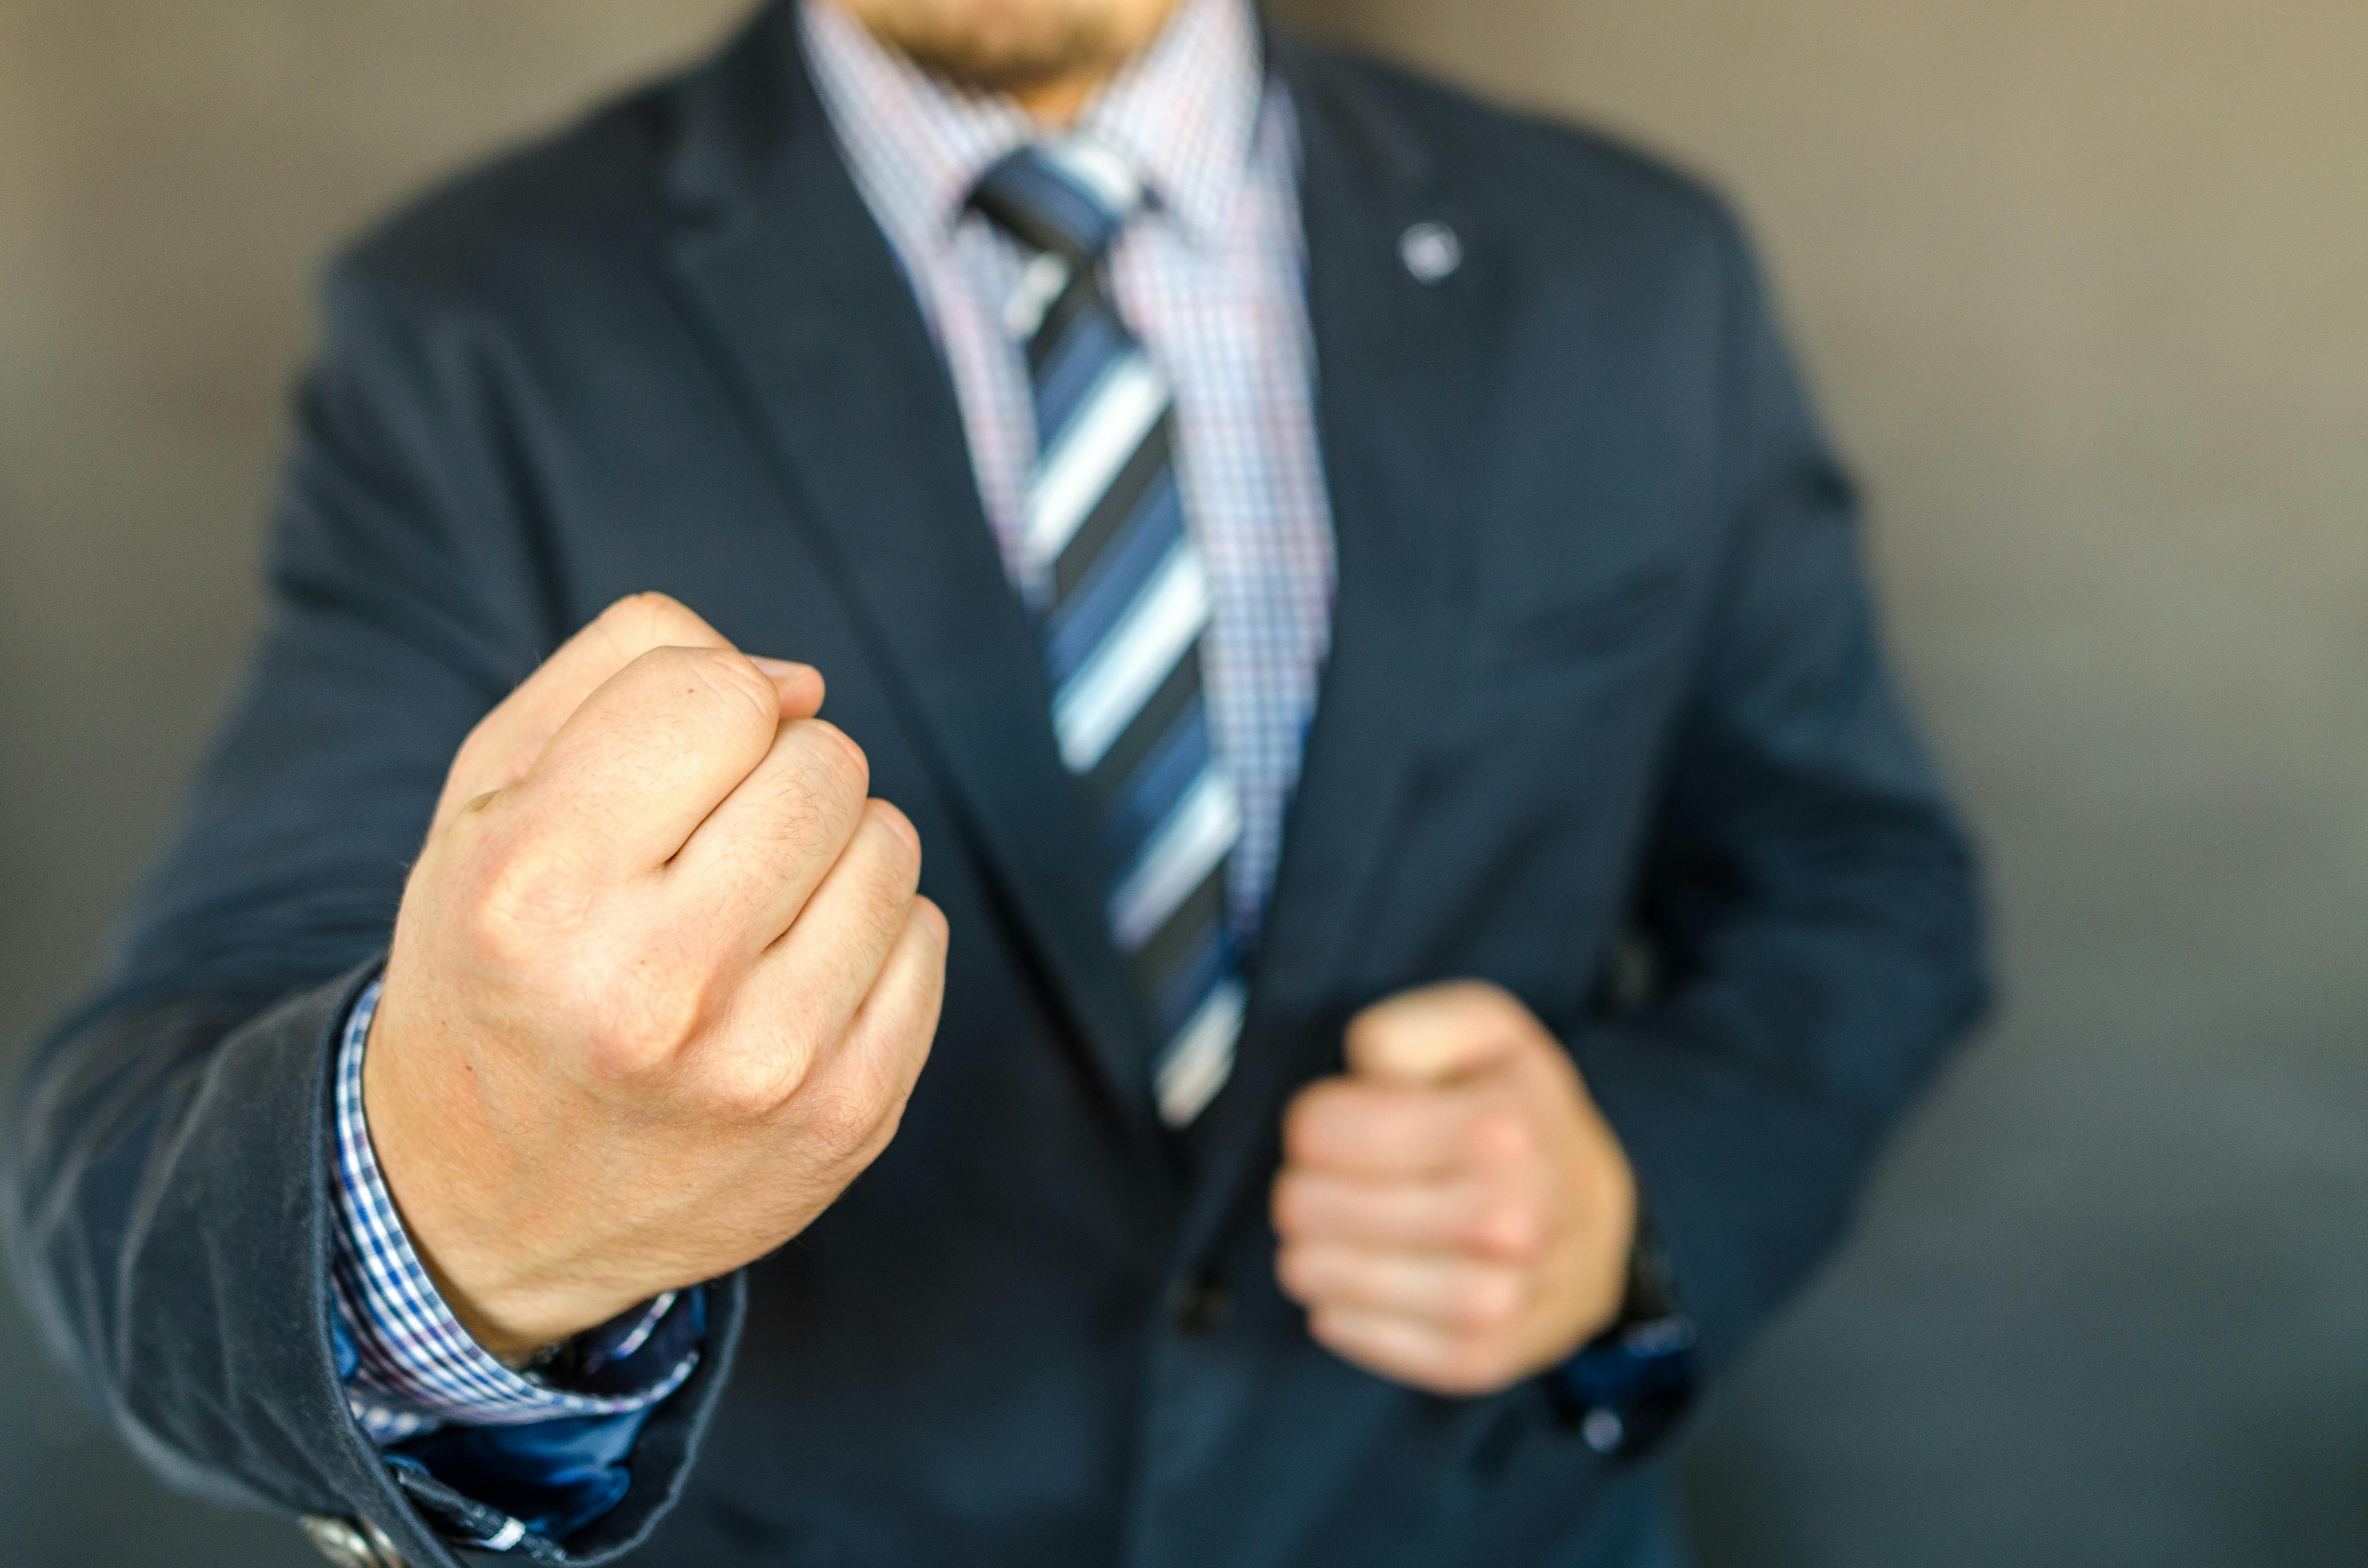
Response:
4,0,1988,1564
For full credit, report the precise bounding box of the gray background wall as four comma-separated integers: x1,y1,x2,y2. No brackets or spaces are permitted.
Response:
2,2,2360,1564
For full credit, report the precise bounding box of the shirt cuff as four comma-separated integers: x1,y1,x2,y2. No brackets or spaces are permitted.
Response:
327,977,702,1445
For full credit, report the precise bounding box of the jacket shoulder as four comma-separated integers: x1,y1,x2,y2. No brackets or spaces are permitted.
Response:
326,2,796,321
323,82,686,324
1293,43,1750,268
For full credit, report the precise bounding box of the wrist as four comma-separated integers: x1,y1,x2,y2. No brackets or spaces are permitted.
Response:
409,1250,573,1369
356,990,626,1364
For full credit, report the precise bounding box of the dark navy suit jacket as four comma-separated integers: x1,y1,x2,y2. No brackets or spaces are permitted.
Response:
5,8,1988,1565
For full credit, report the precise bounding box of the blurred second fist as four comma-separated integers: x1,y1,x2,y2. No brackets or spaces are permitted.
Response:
1272,982,1636,1396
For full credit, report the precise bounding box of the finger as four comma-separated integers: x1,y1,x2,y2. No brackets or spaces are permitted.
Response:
438,592,822,829
1272,1167,1528,1258
1344,981,1534,1087
1304,1305,1501,1396
749,656,826,717
1282,1075,1490,1179
1275,1239,1525,1337
663,717,874,960
493,641,814,878
752,798,926,1047
785,895,949,1154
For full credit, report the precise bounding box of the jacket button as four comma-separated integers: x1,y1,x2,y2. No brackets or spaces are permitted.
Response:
1169,1274,1233,1335
300,1515,407,1568
1399,220,1462,282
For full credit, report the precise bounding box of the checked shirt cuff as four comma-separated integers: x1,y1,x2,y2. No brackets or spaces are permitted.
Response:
328,977,700,1445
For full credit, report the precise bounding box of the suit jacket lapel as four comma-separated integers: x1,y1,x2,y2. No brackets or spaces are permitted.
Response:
658,11,1171,1152
1182,37,1500,1253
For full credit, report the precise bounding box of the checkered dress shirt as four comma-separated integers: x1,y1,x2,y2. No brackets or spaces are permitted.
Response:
329,0,1333,1443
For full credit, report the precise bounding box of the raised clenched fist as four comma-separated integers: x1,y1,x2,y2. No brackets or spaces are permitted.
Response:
363,594,947,1362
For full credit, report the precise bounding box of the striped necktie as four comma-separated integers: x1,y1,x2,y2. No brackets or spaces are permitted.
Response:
972,137,1243,1127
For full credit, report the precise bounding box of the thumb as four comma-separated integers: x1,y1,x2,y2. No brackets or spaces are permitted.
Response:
433,592,823,831
1342,981,1534,1087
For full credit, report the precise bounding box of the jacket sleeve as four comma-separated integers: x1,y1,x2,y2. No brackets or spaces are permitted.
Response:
1,267,743,1567
1572,205,1993,1383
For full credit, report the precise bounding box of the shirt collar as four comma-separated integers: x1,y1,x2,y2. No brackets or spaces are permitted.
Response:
798,0,1265,252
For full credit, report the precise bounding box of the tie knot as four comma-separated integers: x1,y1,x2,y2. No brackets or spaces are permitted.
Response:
971,136,1147,265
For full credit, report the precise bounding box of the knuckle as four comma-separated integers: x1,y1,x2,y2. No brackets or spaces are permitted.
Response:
1477,1201,1545,1261
1450,978,1521,1022
759,727,871,864
866,798,923,870
827,846,917,959
857,1016,934,1113
741,766,841,868
1469,978,1518,1006
556,925,741,1079
602,590,681,622
599,591,696,645
579,1018,670,1083
696,1044,806,1120
861,808,924,905
799,1078,883,1153
579,968,708,1081
1448,1271,1522,1333
657,645,780,736
1467,1109,1534,1170
865,892,921,959
801,720,872,803
910,895,950,955
839,963,935,1079
462,833,585,965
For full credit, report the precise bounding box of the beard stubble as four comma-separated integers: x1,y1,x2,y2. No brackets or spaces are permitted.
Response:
851,0,1159,96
